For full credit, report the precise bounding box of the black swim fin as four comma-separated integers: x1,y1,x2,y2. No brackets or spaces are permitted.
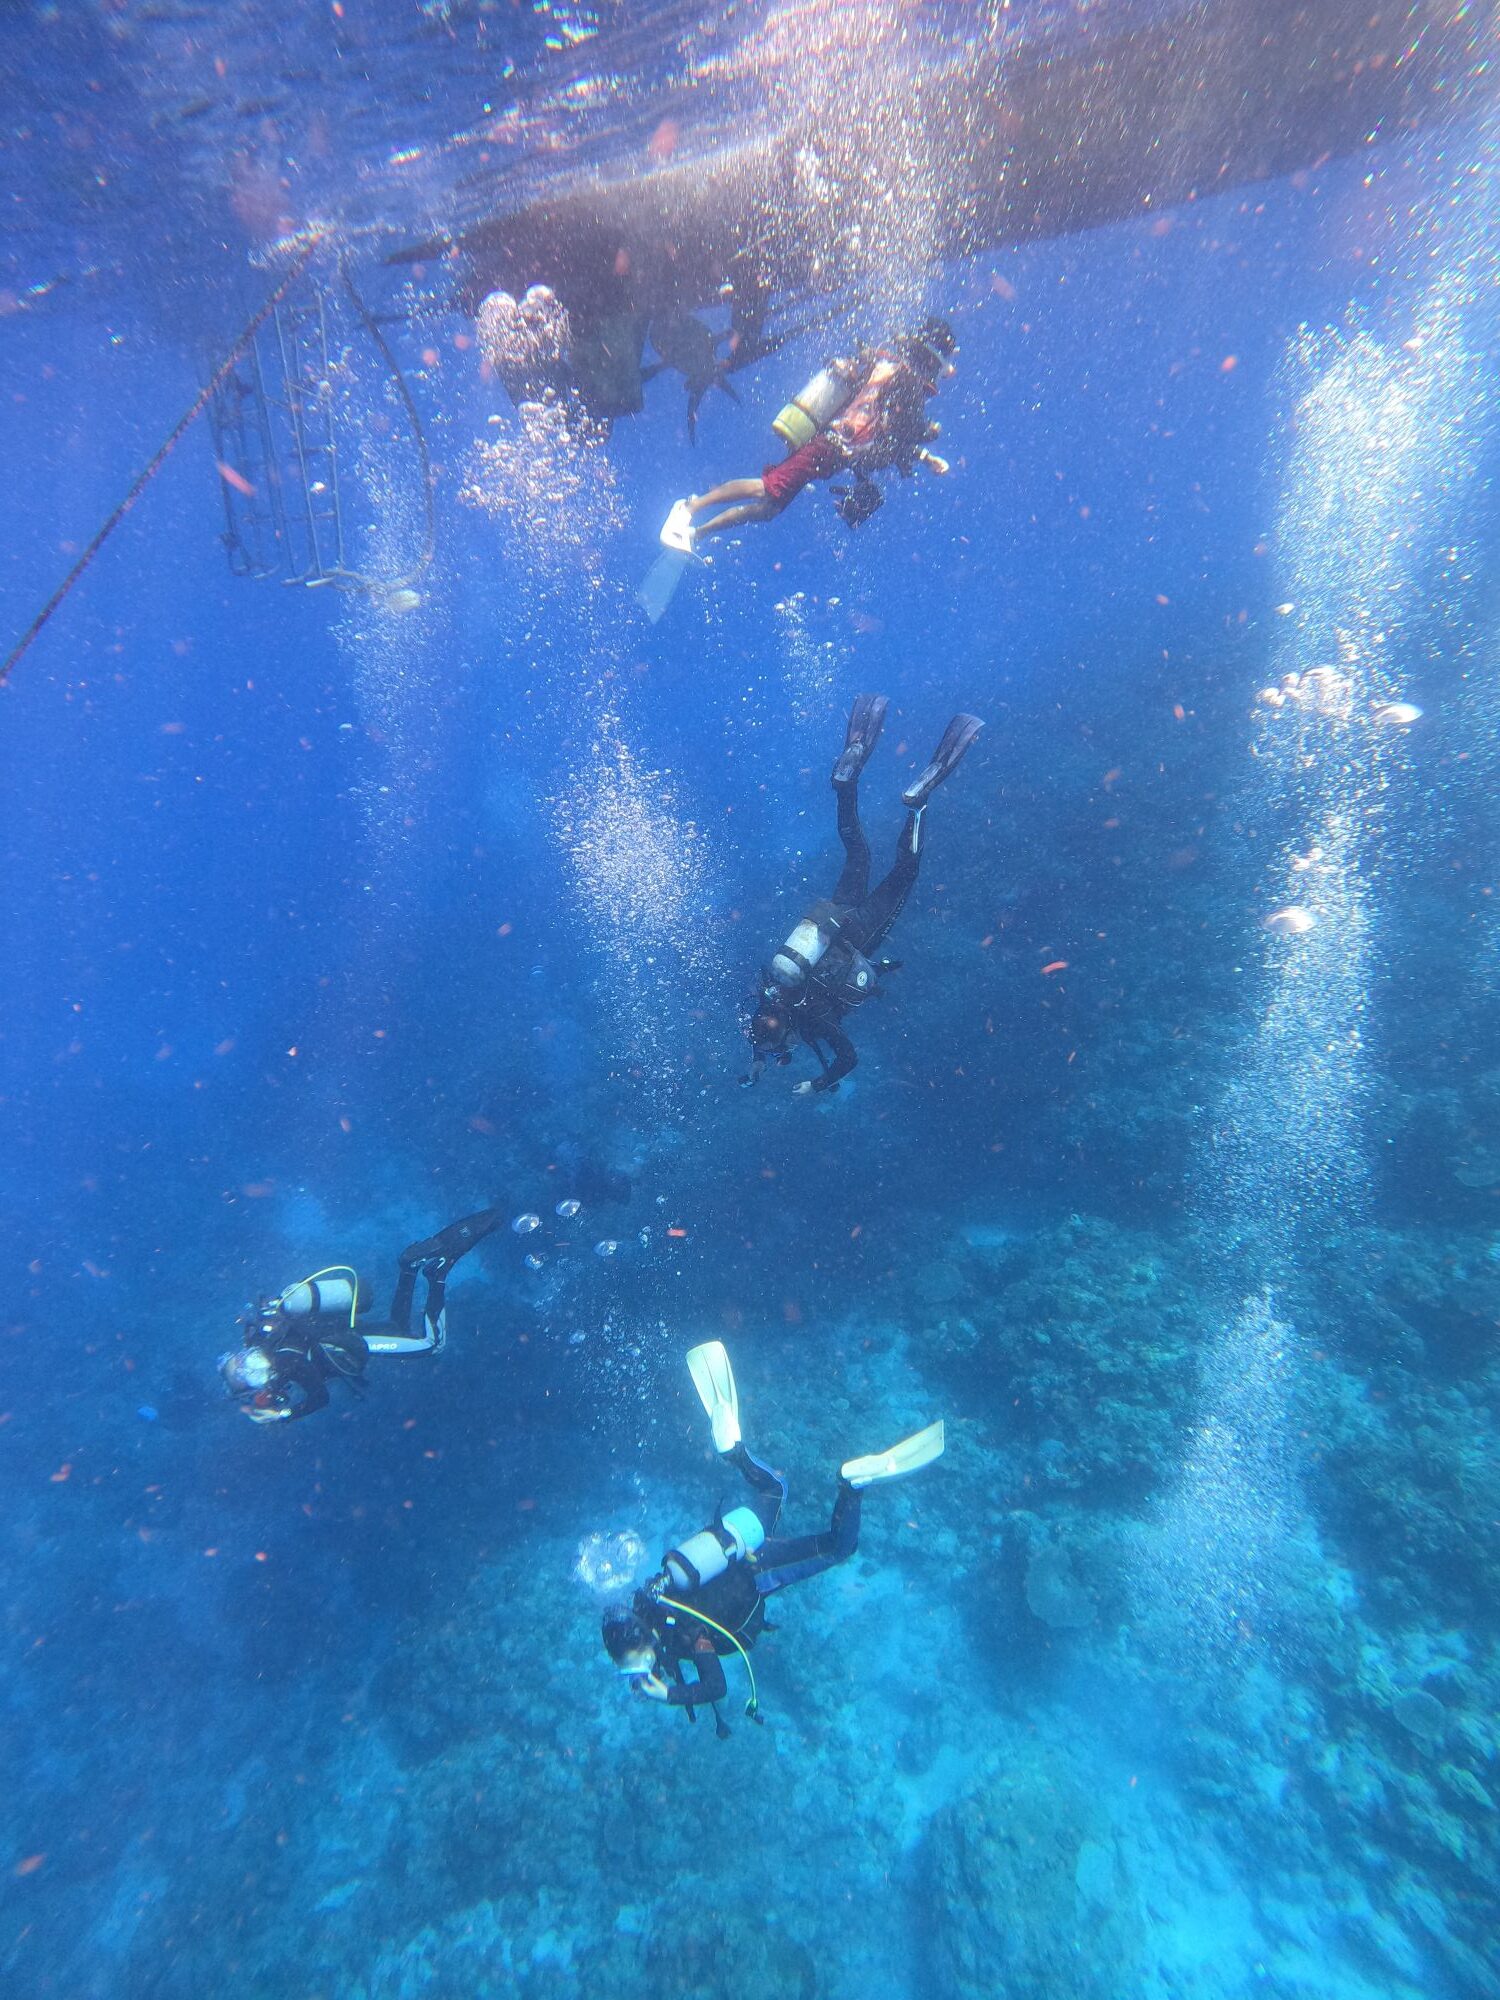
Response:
902,713,983,808
832,692,889,787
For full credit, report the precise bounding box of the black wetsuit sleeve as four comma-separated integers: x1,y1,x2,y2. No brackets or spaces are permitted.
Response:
664,1633,728,1708
270,1356,329,1421
807,1021,858,1091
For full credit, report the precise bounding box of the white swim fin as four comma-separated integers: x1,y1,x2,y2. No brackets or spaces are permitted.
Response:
637,548,689,624
840,1419,945,1490
659,497,696,554
686,1339,740,1453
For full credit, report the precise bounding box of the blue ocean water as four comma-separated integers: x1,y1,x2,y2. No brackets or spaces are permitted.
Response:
3,3,1500,1996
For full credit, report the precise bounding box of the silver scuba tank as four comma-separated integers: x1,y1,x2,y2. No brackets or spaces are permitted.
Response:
769,916,830,989
662,1505,766,1592
278,1275,357,1319
771,357,862,449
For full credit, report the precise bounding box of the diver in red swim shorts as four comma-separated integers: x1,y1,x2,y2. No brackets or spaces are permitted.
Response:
660,317,956,549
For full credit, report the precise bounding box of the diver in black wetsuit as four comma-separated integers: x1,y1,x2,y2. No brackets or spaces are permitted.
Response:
743,694,982,1095
602,1342,944,1735
218,1206,505,1424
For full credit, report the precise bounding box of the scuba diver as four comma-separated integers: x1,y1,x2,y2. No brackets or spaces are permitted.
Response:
659,315,956,551
602,1341,944,1735
218,1206,505,1424
744,694,983,1096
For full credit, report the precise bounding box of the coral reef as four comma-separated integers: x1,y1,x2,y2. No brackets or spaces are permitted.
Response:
925,1756,1145,2000
916,1213,1203,1499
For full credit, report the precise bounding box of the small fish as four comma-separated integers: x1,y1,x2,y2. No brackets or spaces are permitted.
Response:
1372,701,1422,727
1264,906,1316,936
215,459,256,498
511,1212,541,1234
555,1198,581,1219
594,1239,619,1258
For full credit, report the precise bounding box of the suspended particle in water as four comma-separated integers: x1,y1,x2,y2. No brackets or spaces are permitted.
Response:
638,1228,651,1248
594,1239,619,1258
512,1212,541,1234
383,587,422,615
1263,906,1317,936
524,1253,544,1271
556,1198,581,1219
1371,701,1422,727
568,1329,587,1345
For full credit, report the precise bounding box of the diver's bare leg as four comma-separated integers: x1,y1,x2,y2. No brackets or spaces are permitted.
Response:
695,498,778,540
690,478,765,512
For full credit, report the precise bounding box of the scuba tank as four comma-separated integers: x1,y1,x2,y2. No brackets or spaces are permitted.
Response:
770,912,875,1005
277,1273,357,1319
661,1505,766,1591
772,356,863,450
769,915,831,989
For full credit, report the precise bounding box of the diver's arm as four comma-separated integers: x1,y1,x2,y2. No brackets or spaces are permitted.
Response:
661,1634,728,1708
243,1362,328,1424
278,1359,329,1420
797,1022,857,1094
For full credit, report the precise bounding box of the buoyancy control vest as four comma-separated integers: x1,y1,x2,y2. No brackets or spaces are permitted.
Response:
769,910,877,1011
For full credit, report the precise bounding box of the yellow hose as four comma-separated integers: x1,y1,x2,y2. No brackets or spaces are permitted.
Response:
654,1593,761,1719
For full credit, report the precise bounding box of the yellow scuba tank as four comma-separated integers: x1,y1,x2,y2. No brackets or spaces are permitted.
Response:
771,357,862,449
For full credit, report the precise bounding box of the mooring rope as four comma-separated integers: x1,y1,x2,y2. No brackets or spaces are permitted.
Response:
0,233,323,691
